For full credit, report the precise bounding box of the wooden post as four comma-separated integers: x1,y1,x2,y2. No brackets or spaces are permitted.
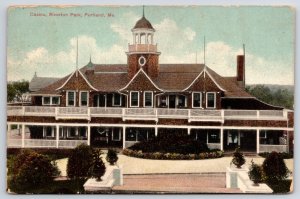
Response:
87,126,91,146
56,125,59,148
122,126,126,149
220,128,224,151
256,129,260,154
21,124,25,148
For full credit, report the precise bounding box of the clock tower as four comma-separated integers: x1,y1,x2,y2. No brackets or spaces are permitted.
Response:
126,11,161,79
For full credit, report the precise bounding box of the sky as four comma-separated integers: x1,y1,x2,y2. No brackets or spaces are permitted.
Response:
7,5,295,85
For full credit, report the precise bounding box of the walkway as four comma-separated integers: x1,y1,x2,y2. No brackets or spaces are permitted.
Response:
56,154,294,176
112,174,241,193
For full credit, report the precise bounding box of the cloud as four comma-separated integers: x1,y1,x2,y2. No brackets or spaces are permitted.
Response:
7,14,293,85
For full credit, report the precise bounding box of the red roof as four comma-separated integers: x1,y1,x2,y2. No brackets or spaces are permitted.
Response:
31,63,253,98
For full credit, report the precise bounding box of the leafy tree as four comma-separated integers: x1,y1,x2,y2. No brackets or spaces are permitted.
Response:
248,160,263,186
8,149,60,193
262,151,290,182
7,80,29,102
67,144,94,180
90,149,106,181
106,149,118,165
231,147,246,168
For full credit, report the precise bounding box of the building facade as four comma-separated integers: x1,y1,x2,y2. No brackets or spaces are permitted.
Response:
7,14,294,153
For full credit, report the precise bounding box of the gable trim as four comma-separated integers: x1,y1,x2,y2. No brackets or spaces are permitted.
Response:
182,70,204,91
204,69,226,91
56,70,98,91
119,68,163,92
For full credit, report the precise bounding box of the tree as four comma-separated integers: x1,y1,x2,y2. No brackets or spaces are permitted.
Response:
7,80,29,102
8,149,60,193
248,160,263,186
106,149,118,165
90,149,106,181
231,147,246,168
262,151,290,182
67,144,94,180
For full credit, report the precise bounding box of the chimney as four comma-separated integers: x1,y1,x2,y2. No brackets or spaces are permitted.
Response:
237,55,245,88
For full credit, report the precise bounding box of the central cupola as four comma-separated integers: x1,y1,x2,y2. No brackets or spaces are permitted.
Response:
126,7,161,79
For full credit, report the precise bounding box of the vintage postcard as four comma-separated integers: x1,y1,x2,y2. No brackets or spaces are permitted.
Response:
6,5,294,194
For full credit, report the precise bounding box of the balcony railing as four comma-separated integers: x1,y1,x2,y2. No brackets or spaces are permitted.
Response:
128,44,157,52
7,106,288,123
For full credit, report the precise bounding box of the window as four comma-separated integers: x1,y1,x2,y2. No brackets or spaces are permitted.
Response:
43,97,51,105
45,126,54,137
144,92,153,107
52,97,60,105
126,129,137,141
78,127,86,137
69,127,76,137
112,128,121,141
160,96,167,107
130,91,139,107
192,92,202,108
42,96,60,105
113,93,122,106
207,131,220,143
178,95,186,108
206,92,216,108
67,91,76,106
80,91,88,106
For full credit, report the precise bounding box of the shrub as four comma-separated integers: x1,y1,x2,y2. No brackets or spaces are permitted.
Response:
248,160,263,186
231,147,246,168
106,149,118,165
8,149,60,193
259,152,293,159
90,149,106,181
67,144,94,180
262,151,290,182
128,131,209,154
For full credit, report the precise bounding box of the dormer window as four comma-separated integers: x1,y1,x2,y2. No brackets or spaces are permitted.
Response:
130,91,139,107
192,92,202,108
80,91,88,107
206,92,216,108
144,91,153,107
67,91,76,106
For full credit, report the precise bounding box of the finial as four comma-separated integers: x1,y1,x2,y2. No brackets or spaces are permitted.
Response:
34,71,37,77
142,5,145,17
89,54,92,63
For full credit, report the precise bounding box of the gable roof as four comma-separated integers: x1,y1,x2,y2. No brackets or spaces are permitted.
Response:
119,68,163,91
31,63,254,98
56,69,98,91
29,76,60,92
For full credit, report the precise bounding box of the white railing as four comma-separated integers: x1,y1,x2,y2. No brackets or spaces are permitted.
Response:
90,107,123,117
259,144,288,153
7,139,88,148
7,106,288,122
58,140,88,148
24,139,57,148
7,139,22,147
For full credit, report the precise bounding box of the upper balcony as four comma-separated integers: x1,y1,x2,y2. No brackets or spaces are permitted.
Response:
128,44,157,53
7,106,289,123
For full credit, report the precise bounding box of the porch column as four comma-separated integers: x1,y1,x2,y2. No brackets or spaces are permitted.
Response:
187,128,191,135
220,128,224,151
56,125,59,148
21,124,25,148
256,129,260,154
155,126,158,137
122,126,126,149
7,123,11,132
87,126,91,146
286,131,289,153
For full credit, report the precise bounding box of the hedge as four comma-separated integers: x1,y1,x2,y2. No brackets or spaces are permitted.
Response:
123,148,224,160
258,152,293,159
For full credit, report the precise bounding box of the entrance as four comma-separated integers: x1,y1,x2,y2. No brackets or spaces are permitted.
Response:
168,95,176,108
223,130,256,152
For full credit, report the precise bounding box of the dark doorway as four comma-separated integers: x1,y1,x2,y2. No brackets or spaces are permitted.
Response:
224,130,256,152
169,95,176,108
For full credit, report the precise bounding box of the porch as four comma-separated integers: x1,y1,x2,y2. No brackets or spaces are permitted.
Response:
6,123,291,153
7,106,289,123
